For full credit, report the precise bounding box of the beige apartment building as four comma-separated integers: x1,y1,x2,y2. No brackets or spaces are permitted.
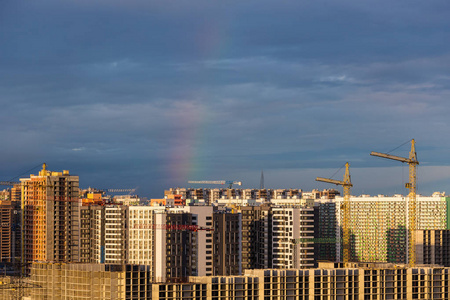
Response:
127,206,165,268
20,262,450,300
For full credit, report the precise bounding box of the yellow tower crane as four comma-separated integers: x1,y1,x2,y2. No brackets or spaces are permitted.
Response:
370,139,418,266
316,162,352,263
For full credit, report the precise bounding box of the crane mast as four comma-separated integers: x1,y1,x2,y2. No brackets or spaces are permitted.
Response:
370,139,418,266
316,162,352,263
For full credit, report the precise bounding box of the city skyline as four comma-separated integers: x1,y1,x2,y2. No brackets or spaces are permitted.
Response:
1,0,450,198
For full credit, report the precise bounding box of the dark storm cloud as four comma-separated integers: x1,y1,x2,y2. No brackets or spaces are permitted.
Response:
1,0,450,196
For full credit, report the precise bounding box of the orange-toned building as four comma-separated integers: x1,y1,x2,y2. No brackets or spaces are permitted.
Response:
151,194,185,207
81,191,104,206
150,198,166,206
168,194,185,206
21,164,80,263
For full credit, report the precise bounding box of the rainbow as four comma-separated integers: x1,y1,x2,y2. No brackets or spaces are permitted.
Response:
166,18,230,184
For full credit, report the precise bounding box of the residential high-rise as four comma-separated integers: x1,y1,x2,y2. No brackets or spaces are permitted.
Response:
127,205,165,273
27,261,450,300
1,185,24,262
153,210,196,282
10,184,21,202
213,207,241,275
20,164,80,263
10,185,22,262
0,200,12,262
416,229,450,267
79,204,220,281
166,188,306,205
88,205,127,264
153,206,216,282
79,205,93,263
314,193,450,263
272,207,315,269
29,263,151,300
239,205,272,270
314,199,338,262
238,204,316,271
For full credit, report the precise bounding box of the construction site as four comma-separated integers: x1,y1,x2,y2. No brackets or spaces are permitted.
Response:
1,140,450,299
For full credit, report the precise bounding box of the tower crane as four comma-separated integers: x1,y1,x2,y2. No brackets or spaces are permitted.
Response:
370,139,418,266
316,162,353,263
104,188,136,194
0,181,20,186
188,180,242,189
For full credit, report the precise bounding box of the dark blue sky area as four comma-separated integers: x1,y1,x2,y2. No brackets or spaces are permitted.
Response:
1,0,450,198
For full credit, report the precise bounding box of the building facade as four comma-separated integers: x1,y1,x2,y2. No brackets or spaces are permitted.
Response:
213,208,241,276
20,164,80,263
25,262,450,300
416,229,450,267
239,205,272,270
315,194,450,263
0,200,12,262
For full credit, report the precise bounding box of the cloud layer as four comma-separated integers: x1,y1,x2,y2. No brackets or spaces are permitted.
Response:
1,0,450,197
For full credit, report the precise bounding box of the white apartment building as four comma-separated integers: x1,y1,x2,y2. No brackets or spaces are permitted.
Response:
270,197,314,207
272,207,315,269
91,205,127,264
184,206,214,277
215,198,265,206
114,195,140,206
127,206,165,267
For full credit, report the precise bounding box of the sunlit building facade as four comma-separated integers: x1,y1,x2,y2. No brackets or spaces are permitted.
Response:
20,165,80,263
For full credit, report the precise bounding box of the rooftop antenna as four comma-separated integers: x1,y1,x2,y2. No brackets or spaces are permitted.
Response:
260,170,265,189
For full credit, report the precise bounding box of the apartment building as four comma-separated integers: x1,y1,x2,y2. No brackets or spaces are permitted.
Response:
166,188,308,205
154,206,216,282
315,194,450,263
272,207,315,269
10,184,21,202
127,206,164,266
114,195,140,206
314,199,338,262
11,200,21,262
154,210,196,282
79,204,234,281
0,186,23,262
29,263,152,300
416,229,450,267
27,262,450,300
79,205,93,263
20,164,80,263
0,200,12,262
212,208,241,276
91,205,128,264
239,205,272,270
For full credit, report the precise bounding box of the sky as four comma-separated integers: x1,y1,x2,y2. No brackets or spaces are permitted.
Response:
1,0,450,198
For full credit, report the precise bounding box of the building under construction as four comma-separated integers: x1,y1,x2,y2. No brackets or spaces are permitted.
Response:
20,164,80,263
0,185,22,263
19,261,450,300
314,193,450,264
0,200,12,262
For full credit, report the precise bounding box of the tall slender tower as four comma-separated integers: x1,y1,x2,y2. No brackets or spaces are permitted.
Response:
21,164,80,263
